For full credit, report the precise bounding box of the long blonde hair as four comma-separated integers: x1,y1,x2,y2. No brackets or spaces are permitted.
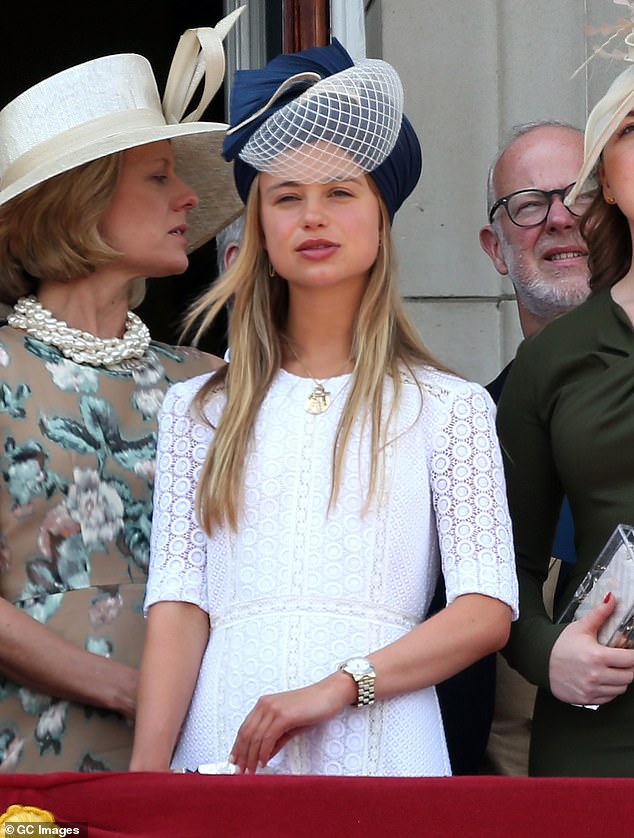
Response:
185,174,447,533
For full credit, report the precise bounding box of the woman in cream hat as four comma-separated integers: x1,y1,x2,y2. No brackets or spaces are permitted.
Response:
0,8,243,773
497,31,634,776
131,39,518,777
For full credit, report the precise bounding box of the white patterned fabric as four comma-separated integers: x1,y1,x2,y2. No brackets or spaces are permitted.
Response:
146,366,518,776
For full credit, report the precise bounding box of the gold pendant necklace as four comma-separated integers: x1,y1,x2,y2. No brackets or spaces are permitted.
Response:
283,336,352,415
305,381,331,414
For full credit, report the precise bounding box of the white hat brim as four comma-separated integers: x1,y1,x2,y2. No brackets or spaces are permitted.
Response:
567,64,634,205
0,122,242,250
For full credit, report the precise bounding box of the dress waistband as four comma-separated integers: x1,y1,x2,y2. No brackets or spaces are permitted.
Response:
210,596,419,631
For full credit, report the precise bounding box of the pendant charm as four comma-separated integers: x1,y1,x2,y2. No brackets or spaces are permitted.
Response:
305,382,331,414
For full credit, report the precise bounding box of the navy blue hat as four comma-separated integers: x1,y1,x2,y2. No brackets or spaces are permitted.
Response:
222,40,422,221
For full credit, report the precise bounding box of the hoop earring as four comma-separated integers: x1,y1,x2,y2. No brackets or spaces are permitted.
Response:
268,259,275,277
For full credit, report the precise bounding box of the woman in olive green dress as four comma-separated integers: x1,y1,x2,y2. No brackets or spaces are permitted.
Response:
0,11,242,772
497,35,634,776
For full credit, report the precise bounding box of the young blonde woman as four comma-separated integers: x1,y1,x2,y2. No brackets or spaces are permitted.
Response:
131,40,518,777
0,11,242,772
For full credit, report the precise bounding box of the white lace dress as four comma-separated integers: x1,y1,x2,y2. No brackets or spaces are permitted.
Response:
145,366,518,776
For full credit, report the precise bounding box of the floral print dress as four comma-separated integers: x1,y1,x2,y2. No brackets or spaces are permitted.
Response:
0,324,214,773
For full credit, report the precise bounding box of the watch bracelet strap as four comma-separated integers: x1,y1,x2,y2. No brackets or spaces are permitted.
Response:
356,676,375,707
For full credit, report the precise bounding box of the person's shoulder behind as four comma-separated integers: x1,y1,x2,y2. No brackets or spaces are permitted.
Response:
500,290,612,417
149,340,222,375
517,288,611,363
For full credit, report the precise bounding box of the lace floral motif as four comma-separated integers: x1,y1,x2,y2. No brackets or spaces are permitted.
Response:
147,366,518,776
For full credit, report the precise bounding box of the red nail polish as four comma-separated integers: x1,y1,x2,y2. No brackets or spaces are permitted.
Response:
604,592,612,604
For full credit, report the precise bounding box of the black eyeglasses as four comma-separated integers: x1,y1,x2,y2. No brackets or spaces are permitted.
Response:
488,183,595,227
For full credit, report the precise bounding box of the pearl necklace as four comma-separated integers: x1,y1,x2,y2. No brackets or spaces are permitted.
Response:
7,295,151,367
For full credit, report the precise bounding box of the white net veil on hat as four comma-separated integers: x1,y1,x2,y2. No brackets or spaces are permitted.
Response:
235,61,404,182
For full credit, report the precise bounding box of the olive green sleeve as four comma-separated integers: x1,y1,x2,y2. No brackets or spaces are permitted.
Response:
496,341,567,688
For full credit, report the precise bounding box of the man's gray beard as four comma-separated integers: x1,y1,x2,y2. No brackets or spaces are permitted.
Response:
513,273,591,321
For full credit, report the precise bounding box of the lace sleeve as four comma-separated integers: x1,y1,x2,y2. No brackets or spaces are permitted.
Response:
427,380,519,618
145,380,213,613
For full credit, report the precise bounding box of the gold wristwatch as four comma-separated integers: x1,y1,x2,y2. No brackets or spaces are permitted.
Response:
339,656,376,707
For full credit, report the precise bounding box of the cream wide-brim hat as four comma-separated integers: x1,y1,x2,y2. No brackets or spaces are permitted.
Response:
566,34,634,207
0,8,245,251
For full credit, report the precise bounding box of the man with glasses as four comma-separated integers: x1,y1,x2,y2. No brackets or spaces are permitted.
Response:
480,121,591,395
430,121,591,775
429,121,591,776
478,121,591,775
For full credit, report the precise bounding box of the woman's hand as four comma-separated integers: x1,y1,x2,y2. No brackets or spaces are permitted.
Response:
0,598,140,717
229,672,356,774
549,593,634,705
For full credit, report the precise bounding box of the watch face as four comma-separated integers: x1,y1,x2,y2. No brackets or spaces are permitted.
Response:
345,657,373,677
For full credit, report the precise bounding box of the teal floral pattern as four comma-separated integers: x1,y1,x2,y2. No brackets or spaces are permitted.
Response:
0,325,213,773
